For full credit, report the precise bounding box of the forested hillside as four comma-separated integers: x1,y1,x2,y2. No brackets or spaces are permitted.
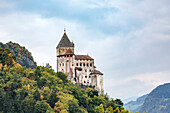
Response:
140,83,170,113
0,41,36,68
0,47,132,113
124,94,148,112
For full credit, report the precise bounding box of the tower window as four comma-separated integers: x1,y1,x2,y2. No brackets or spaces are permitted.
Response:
76,63,78,66
83,63,85,66
63,63,64,66
90,63,92,67
85,76,87,78
87,63,89,67
89,76,91,78
85,69,87,72
84,81,86,83
80,63,82,66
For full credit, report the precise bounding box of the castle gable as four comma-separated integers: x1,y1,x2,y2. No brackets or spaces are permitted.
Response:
65,48,74,55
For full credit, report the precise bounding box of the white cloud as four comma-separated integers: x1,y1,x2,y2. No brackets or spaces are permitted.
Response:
0,0,170,100
105,71,170,99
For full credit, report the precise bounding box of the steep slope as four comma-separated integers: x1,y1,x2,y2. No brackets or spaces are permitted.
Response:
140,83,170,113
124,94,148,112
0,41,36,68
0,46,128,113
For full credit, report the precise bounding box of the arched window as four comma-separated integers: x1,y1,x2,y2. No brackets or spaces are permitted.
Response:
90,63,92,67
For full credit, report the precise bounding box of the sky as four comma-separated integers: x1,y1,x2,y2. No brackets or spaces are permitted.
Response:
0,0,170,102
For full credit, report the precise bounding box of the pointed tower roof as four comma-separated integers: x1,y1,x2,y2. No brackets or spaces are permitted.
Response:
57,30,74,48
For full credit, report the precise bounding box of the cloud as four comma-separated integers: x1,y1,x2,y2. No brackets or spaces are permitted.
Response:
105,71,170,99
0,0,170,100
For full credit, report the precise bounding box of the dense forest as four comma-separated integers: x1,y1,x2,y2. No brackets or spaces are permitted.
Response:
0,43,135,113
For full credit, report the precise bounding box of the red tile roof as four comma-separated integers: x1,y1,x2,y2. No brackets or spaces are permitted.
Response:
75,55,94,60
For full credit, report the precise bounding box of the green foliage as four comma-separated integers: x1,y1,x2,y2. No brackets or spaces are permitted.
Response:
68,100,84,113
0,48,16,70
0,44,132,113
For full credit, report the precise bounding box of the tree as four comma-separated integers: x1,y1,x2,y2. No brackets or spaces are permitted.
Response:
34,101,51,113
54,101,67,113
68,100,83,113
95,104,104,113
47,92,59,108
45,63,52,69
0,48,16,71
105,106,113,113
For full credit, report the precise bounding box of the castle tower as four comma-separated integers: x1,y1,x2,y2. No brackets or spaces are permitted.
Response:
56,30,75,79
56,29,74,56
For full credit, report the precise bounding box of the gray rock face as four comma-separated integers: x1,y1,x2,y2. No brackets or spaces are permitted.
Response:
22,56,36,68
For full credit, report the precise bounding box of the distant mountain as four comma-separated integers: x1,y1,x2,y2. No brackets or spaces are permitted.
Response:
124,94,148,112
140,83,170,113
0,41,37,68
123,96,138,104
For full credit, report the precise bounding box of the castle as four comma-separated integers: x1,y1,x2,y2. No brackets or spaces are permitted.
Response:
56,30,104,94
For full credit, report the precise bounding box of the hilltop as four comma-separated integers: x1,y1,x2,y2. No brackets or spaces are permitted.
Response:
0,41,37,68
0,42,131,113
